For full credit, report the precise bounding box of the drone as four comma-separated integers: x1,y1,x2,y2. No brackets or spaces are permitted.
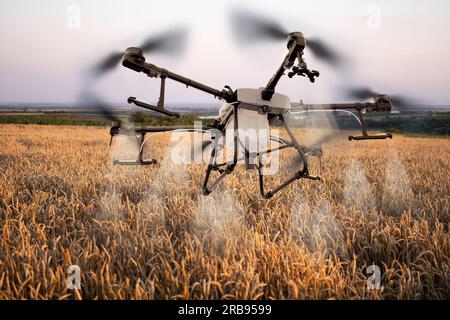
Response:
100,13,394,199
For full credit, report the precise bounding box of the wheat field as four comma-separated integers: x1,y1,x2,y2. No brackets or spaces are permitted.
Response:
0,124,449,299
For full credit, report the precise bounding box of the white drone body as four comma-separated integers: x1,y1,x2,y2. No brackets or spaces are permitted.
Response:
218,88,291,162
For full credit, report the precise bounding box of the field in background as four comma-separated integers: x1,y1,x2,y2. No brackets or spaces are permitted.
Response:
0,110,212,127
0,124,449,299
0,109,449,136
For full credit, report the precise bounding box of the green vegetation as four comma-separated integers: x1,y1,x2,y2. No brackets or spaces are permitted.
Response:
0,111,215,127
0,114,106,126
364,113,450,136
298,112,450,137
130,111,214,126
1,110,448,137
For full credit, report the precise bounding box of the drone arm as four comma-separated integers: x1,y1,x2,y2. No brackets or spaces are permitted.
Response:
127,96,181,117
294,102,377,112
261,61,287,101
262,32,320,101
291,95,392,113
158,67,232,100
122,47,234,102
261,32,309,101
290,97,393,141
262,44,301,101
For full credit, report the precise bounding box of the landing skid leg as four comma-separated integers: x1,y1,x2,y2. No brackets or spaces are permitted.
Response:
112,131,157,166
202,105,239,195
257,115,320,199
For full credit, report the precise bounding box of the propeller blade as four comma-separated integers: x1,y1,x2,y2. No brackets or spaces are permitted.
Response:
79,91,122,125
140,27,188,55
90,27,188,78
345,86,418,109
229,9,343,66
229,9,289,43
388,95,412,108
346,87,380,100
306,38,342,66
92,51,123,77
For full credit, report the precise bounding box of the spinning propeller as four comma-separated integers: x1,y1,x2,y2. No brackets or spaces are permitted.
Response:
80,27,190,137
90,27,188,78
345,86,418,110
229,9,344,67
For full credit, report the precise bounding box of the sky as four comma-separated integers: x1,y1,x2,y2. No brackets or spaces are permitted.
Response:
0,0,450,105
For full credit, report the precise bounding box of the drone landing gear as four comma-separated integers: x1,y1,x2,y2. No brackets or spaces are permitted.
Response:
112,131,158,166
202,109,319,199
348,109,393,141
348,133,392,141
203,106,239,195
113,159,156,165
258,170,320,199
127,75,181,118
257,115,320,199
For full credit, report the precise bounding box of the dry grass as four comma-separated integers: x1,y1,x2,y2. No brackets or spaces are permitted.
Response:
0,124,449,299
